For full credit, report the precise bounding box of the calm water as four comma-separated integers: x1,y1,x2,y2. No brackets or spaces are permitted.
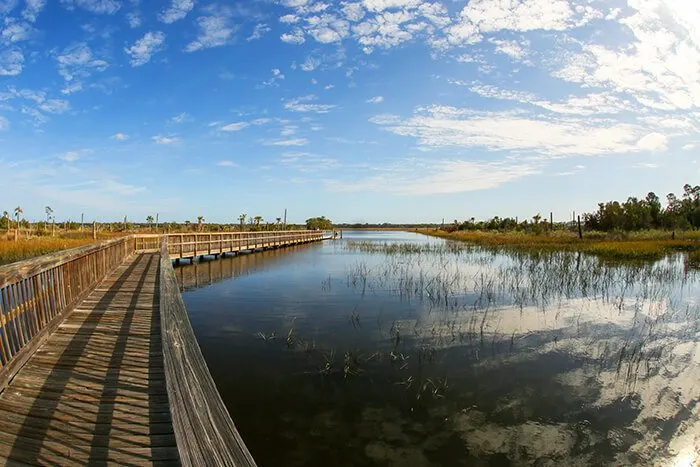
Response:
177,231,700,466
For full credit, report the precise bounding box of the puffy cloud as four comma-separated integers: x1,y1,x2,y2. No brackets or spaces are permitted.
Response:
0,47,23,76
159,0,194,24
281,28,306,44
125,31,166,67
56,43,108,84
111,133,128,140
185,8,236,52
636,133,668,152
23,0,46,22
367,96,384,103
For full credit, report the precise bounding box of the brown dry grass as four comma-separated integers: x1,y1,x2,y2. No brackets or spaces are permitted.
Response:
0,232,127,266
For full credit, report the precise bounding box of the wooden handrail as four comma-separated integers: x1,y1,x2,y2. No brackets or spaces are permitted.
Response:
0,236,135,391
159,236,257,466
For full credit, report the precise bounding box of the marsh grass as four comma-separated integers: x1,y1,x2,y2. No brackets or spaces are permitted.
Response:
419,229,700,263
0,232,126,265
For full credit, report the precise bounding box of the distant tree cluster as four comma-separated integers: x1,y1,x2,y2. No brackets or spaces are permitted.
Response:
305,216,333,230
584,184,700,231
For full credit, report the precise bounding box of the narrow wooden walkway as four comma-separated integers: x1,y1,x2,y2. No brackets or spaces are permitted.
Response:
0,254,178,465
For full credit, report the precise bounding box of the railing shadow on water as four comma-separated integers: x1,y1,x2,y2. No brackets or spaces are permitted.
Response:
174,242,324,292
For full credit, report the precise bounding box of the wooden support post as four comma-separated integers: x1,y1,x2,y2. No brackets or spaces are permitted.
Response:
92,221,97,240
577,215,583,239
550,212,553,230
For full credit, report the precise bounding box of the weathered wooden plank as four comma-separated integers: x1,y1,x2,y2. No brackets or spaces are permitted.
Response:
159,237,256,466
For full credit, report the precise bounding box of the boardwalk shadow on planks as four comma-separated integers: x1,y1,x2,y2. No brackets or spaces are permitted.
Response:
0,254,178,465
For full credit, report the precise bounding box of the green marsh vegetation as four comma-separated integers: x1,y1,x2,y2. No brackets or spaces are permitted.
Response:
423,184,700,263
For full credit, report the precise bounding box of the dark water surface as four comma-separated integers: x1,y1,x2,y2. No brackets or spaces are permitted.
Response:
177,231,700,466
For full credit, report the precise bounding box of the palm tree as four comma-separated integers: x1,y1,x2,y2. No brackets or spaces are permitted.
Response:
238,213,247,232
45,206,55,236
532,213,542,225
14,206,23,241
146,215,154,231
197,216,204,232
2,210,9,234
276,217,282,230
184,220,191,231
253,216,262,226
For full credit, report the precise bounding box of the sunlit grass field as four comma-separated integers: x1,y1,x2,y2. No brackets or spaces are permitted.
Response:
419,229,700,261
0,232,126,266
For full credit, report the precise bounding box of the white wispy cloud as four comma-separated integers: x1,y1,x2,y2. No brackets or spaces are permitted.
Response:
111,132,128,140
220,122,249,131
266,138,308,146
153,135,179,144
247,23,271,41
326,158,538,195
159,0,194,23
39,99,70,114
367,96,384,103
0,116,9,130
61,0,122,15
370,105,649,158
217,160,238,167
258,68,285,88
683,143,697,151
170,112,191,124
284,94,335,113
125,31,166,67
185,7,236,52
58,149,92,162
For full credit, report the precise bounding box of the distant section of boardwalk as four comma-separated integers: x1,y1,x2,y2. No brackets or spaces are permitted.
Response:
0,253,178,464
0,230,331,465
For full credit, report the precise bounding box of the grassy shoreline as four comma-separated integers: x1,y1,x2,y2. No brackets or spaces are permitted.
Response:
417,229,700,262
0,233,126,266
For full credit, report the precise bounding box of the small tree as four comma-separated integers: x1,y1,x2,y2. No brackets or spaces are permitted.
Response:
146,215,154,231
197,216,204,232
2,210,9,233
305,216,332,230
14,206,23,241
239,214,247,232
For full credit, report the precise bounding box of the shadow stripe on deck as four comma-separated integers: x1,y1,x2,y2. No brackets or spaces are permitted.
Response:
0,254,178,465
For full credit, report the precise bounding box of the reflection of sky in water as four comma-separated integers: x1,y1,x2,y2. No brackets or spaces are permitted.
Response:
179,231,700,466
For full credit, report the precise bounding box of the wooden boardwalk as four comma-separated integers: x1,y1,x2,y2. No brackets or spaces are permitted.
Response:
0,253,179,465
0,230,330,465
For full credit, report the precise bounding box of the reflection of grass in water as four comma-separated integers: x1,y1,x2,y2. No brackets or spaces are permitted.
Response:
340,240,700,395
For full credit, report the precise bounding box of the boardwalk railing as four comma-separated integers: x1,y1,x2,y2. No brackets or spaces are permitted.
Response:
0,236,135,390
159,236,256,466
135,230,329,259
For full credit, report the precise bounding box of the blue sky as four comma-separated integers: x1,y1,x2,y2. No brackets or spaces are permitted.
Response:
0,0,698,224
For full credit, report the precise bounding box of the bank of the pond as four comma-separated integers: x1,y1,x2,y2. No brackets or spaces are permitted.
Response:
417,229,700,262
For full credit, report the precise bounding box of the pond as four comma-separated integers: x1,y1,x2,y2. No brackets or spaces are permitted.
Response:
176,230,700,466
